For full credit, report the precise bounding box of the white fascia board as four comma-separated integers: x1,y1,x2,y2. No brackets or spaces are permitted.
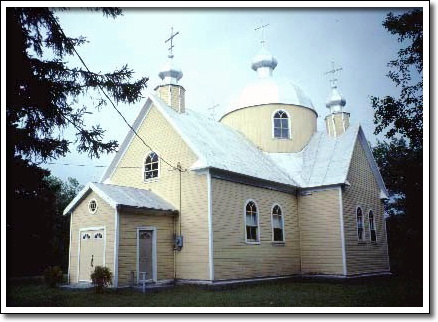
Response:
99,99,153,183
357,126,390,198
339,125,361,185
62,182,117,215
147,90,207,166
63,183,92,215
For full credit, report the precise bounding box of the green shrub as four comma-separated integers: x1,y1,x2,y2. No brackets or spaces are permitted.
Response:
90,266,113,293
44,266,63,287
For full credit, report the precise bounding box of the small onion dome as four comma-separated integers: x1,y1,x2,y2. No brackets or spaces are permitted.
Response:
158,55,183,85
251,47,278,79
325,85,346,113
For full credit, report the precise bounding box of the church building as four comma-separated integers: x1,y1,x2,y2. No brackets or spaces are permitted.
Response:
64,28,390,287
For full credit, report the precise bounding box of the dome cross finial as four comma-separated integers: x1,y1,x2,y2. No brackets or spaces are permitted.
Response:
324,61,343,88
165,26,180,58
255,21,269,47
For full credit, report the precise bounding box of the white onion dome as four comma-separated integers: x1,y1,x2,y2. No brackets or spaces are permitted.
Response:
251,47,278,78
158,55,183,85
222,46,314,118
325,85,346,113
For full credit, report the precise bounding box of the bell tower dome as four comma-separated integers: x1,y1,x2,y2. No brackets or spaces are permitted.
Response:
155,27,185,113
323,62,350,137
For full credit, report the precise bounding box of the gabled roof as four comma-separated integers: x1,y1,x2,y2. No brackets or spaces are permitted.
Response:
99,89,388,198
63,182,176,215
100,89,297,186
268,125,389,197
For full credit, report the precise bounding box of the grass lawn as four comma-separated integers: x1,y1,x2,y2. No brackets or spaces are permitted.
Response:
6,276,422,307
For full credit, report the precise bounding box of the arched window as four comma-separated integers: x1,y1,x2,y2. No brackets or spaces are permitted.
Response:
245,201,259,242
368,210,377,242
144,152,159,181
273,110,290,139
356,207,364,241
271,204,284,242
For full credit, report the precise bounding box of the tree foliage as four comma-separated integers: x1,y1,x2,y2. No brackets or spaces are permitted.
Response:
7,7,148,162
371,9,423,277
7,8,146,276
371,9,423,148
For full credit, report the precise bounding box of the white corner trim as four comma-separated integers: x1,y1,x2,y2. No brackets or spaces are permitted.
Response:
331,113,337,138
67,212,73,284
207,170,214,281
338,187,347,276
113,208,119,288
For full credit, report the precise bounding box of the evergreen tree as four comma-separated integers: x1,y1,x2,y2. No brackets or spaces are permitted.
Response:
6,8,148,276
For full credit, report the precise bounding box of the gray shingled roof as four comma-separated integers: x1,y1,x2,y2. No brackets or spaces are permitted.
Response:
63,182,176,215
99,90,388,197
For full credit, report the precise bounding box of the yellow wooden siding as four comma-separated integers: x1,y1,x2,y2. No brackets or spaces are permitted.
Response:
211,178,300,280
69,191,115,284
220,104,317,153
298,189,343,275
109,104,209,280
117,211,175,287
324,113,350,137
155,85,185,113
342,138,390,275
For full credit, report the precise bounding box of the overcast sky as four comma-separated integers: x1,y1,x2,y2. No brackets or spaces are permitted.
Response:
41,6,419,185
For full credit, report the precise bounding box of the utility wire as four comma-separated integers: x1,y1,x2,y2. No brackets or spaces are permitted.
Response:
45,162,141,168
52,17,185,172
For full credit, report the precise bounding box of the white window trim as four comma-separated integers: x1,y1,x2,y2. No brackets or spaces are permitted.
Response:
244,199,260,244
77,226,106,283
356,206,365,242
142,151,161,183
136,226,157,283
271,109,291,140
88,198,98,214
368,209,377,243
270,203,286,243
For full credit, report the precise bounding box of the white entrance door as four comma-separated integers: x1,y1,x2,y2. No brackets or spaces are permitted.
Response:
79,229,104,282
137,229,155,283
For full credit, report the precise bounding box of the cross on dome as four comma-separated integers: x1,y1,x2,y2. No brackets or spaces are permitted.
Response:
255,21,270,47
165,26,180,58
324,61,343,88
324,61,346,112
158,27,183,84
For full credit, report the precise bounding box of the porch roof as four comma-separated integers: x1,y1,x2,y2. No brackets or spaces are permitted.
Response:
63,182,177,215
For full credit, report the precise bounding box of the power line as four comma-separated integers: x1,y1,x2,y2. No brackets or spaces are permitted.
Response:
52,16,185,172
45,162,140,168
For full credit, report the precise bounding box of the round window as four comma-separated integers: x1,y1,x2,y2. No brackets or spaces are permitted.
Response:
88,199,98,214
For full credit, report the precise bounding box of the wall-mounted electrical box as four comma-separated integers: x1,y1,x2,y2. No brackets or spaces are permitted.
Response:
175,236,183,250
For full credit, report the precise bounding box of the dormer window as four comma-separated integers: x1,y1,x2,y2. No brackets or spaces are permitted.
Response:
144,152,159,181
273,110,290,139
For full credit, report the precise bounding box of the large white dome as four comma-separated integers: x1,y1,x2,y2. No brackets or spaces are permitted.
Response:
227,77,314,114
222,45,315,118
